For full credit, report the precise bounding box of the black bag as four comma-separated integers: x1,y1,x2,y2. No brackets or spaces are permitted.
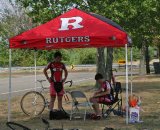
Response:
49,108,69,120
54,82,63,93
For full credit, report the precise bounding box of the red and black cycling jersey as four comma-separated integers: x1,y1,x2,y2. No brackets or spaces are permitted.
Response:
101,81,114,101
46,62,66,82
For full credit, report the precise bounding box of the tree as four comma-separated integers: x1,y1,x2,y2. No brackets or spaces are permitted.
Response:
105,48,114,80
91,0,160,75
0,0,36,67
125,0,160,74
153,36,160,61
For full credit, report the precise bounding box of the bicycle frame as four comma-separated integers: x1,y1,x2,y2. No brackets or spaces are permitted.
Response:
37,80,72,103
20,80,73,116
37,80,72,93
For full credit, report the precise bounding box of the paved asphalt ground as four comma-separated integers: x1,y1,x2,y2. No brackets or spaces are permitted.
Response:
0,72,95,99
0,71,137,99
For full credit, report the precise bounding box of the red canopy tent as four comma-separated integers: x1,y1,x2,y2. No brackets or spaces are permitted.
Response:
8,8,132,124
9,8,129,49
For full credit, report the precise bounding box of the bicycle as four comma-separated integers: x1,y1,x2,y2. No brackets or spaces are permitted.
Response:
20,80,72,116
6,118,79,130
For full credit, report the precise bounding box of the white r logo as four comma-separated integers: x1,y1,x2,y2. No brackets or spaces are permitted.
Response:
59,17,83,31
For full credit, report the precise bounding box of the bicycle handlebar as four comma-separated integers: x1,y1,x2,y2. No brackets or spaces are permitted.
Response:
112,68,117,72
37,80,73,90
64,80,73,87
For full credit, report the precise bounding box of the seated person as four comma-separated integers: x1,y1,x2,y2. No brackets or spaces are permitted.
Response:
90,73,114,118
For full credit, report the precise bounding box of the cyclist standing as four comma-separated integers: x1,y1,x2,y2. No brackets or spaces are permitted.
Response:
43,51,68,115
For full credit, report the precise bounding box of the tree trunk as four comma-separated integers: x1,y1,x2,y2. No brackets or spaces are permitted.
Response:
105,48,113,81
158,46,160,62
145,43,150,74
139,42,146,75
96,48,105,75
96,48,113,87
96,48,105,87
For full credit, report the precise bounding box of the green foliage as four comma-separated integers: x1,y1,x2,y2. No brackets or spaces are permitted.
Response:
0,41,9,67
38,49,96,65
16,0,88,23
113,48,141,62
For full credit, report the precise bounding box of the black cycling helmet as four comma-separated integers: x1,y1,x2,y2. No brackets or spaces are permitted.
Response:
95,73,103,80
54,51,62,58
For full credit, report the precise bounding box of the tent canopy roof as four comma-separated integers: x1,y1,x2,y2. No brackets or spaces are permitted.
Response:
9,8,130,50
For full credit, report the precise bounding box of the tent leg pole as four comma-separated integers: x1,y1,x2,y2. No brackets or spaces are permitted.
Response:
125,44,129,124
8,49,12,122
34,50,37,90
130,47,133,95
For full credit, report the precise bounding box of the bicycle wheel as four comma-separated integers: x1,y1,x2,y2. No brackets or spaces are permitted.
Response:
20,91,45,116
6,122,31,130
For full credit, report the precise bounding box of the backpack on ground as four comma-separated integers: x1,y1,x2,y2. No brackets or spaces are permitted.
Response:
49,108,69,120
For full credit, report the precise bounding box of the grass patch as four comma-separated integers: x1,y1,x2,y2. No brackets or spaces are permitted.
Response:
0,75,160,130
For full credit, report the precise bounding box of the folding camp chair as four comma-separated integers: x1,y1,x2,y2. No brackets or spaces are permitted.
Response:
101,82,123,118
70,91,92,121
